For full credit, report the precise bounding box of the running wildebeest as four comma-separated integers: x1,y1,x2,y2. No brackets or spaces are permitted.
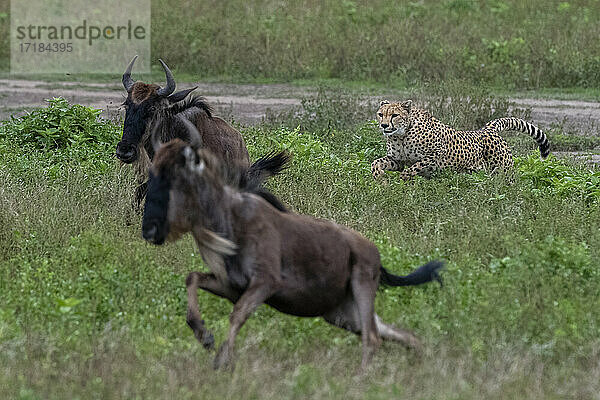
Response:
116,56,287,210
141,120,444,370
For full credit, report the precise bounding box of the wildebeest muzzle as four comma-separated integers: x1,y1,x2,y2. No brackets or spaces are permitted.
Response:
116,141,138,163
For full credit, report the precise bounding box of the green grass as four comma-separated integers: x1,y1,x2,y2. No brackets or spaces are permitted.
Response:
2,0,600,90
1,97,599,399
149,0,600,88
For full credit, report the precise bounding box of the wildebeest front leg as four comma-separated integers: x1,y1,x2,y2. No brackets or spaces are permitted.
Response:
213,282,273,370
186,272,239,350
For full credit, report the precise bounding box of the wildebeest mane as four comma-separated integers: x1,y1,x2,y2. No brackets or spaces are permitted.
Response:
168,96,213,118
144,99,210,160
199,148,289,213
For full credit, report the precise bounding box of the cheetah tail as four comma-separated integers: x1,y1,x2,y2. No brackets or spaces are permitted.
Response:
485,117,550,159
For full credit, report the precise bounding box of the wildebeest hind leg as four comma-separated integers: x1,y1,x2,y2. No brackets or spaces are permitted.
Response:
352,268,381,370
323,297,362,333
374,314,421,351
186,272,239,350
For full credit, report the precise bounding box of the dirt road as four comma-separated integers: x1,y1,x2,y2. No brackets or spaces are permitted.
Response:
0,79,306,124
2,79,600,129
1,79,598,164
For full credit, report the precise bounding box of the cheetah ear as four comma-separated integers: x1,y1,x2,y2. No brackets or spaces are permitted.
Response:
401,100,412,112
379,100,390,108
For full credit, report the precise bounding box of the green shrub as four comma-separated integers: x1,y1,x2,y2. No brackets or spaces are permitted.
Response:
266,85,377,134
0,97,120,151
517,154,600,201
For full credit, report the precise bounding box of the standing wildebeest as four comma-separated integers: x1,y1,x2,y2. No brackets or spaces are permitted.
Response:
116,56,287,209
141,121,444,370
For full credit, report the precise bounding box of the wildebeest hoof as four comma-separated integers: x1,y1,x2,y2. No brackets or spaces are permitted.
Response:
201,331,215,350
192,328,214,350
213,344,233,371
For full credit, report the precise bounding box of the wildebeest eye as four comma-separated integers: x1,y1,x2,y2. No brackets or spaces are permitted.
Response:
377,113,383,117
392,114,399,118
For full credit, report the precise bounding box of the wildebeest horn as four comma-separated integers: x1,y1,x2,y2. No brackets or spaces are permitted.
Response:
122,55,138,92
157,59,176,97
179,116,203,150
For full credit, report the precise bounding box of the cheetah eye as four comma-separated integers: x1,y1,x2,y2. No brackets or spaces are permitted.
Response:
391,114,399,119
377,113,383,117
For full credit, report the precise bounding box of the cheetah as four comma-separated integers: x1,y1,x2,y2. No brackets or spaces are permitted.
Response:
371,100,550,180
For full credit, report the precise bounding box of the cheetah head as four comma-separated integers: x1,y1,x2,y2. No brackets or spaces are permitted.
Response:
376,100,412,137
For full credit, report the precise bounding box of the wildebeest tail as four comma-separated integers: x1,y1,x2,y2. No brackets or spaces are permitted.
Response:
247,150,291,188
243,150,290,212
380,260,444,287
484,117,550,158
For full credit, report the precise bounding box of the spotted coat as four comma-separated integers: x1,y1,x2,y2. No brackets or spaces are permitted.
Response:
371,100,550,180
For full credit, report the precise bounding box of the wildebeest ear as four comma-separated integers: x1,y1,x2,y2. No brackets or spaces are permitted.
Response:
168,87,197,103
401,100,412,111
379,100,390,108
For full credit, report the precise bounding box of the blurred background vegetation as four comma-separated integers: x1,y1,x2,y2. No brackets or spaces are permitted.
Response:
1,0,600,88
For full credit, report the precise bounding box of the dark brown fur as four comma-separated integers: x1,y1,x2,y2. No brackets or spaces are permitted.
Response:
143,140,442,370
130,82,161,104
117,58,253,210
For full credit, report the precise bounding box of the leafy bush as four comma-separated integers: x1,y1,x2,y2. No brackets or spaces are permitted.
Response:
517,154,600,201
0,97,120,150
266,85,377,133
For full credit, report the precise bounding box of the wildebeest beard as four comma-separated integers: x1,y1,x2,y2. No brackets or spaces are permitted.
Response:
142,170,171,244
